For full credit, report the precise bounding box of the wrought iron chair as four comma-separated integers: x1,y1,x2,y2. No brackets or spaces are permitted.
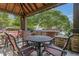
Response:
4,32,35,56
43,35,71,56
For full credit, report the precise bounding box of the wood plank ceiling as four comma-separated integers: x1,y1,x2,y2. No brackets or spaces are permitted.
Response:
0,3,63,17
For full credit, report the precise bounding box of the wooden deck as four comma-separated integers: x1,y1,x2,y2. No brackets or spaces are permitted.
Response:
66,50,79,56
0,48,79,56
31,50,79,56
0,32,79,56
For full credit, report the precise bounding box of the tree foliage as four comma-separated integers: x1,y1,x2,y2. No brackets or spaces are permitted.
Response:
11,16,20,28
0,12,10,28
0,12,20,29
27,9,71,33
0,9,72,34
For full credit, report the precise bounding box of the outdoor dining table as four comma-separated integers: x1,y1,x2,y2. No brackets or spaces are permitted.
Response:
26,35,53,56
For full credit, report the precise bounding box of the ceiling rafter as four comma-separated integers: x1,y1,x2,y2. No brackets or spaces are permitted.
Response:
5,4,8,10
19,3,28,16
22,3,31,13
26,3,63,17
42,3,47,6
0,3,64,17
0,8,20,16
18,7,22,15
16,4,22,16
33,3,38,9
14,4,23,15
11,3,16,13
27,3,35,11
20,3,26,16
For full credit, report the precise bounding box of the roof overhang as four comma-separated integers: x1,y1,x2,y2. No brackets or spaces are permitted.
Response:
0,3,64,17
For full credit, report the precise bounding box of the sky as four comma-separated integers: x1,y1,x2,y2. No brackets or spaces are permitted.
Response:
55,3,73,23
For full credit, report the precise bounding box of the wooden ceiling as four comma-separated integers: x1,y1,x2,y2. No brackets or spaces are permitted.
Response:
0,3,63,17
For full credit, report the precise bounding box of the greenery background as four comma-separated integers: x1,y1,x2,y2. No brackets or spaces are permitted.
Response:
0,9,72,35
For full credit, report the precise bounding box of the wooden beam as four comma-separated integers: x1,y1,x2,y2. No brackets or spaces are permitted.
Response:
0,8,20,16
0,3,63,17
73,3,79,33
22,3,31,13
42,3,47,6
12,4,16,13
17,4,22,15
19,3,25,15
26,3,64,17
19,3,28,16
27,3,35,11
20,15,26,46
20,16,26,30
33,3,38,9
5,4,8,10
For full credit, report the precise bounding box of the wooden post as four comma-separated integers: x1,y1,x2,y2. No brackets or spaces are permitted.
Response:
20,15,26,45
73,3,79,33
71,4,79,52
20,16,26,30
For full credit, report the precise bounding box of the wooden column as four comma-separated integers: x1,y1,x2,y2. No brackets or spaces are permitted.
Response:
20,16,26,30
73,3,79,33
71,4,79,52
20,15,26,45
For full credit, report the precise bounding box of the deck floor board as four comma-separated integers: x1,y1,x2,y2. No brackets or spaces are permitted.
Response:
0,48,79,56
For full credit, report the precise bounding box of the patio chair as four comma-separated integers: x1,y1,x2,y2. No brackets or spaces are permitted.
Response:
4,32,35,56
0,33,10,56
43,35,71,56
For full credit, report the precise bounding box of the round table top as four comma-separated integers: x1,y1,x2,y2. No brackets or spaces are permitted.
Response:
26,35,53,42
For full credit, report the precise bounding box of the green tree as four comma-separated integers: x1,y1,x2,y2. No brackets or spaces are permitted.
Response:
27,15,39,30
11,16,20,28
27,9,71,33
0,12,20,29
0,12,10,28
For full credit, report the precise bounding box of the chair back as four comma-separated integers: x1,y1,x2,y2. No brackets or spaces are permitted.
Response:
4,32,23,55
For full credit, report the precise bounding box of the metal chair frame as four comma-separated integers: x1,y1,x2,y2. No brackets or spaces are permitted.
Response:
4,32,35,56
